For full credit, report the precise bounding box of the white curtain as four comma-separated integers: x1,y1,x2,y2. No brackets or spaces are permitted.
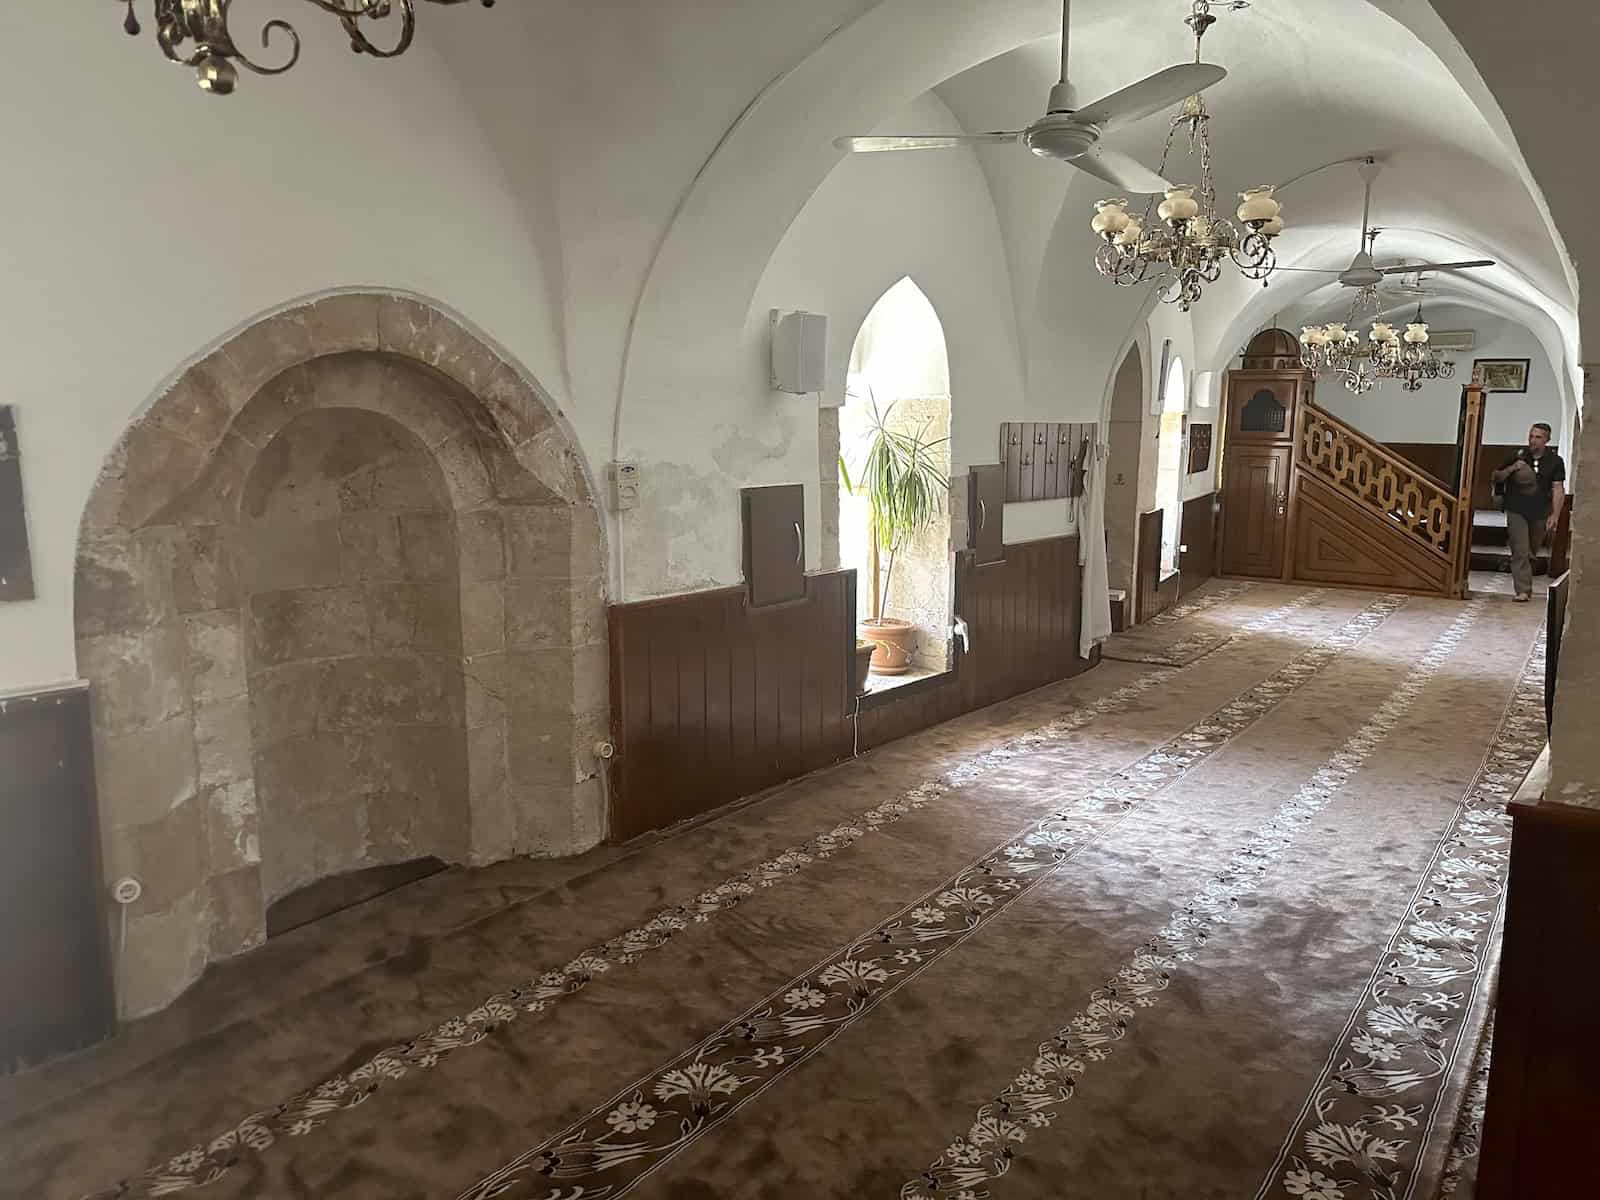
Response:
1079,437,1113,659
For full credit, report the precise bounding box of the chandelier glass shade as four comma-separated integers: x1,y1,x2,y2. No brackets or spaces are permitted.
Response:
1090,4,1283,312
1300,302,1456,395
117,0,495,95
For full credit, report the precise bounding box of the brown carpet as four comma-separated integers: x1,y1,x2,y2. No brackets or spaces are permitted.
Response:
0,584,1543,1200
1101,580,1265,665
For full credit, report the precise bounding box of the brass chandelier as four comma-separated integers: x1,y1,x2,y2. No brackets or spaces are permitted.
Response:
117,1,495,95
1089,1,1283,312
1299,293,1456,395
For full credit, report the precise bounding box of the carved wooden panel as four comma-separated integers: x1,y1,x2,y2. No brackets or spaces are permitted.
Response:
1299,409,1456,559
1187,423,1213,474
1225,373,1302,444
1291,474,1451,593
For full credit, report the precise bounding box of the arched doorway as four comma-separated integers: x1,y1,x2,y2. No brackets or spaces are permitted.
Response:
73,293,607,1018
1103,345,1146,610
1155,354,1189,577
839,278,953,681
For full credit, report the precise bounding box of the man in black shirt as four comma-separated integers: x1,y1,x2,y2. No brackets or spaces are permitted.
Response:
1491,422,1567,601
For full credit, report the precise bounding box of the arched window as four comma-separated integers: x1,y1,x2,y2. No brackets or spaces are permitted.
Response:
1155,357,1188,576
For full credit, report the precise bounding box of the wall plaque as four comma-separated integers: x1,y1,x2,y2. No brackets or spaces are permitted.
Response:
0,406,36,601
1188,422,1213,474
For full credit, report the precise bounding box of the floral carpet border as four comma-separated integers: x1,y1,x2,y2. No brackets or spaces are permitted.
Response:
899,599,1488,1200
1257,635,1544,1200
457,594,1403,1200
1106,581,1262,665
88,588,1329,1200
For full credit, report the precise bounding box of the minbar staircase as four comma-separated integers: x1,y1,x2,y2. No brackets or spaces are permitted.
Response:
1291,397,1482,598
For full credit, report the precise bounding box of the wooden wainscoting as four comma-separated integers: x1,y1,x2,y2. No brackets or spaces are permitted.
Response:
1178,493,1216,597
608,536,1090,840
1135,508,1164,622
1,683,114,1072
608,573,855,842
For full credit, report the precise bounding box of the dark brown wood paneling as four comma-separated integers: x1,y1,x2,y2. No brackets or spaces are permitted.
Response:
1,684,114,1071
1479,791,1600,1199
609,573,854,841
1382,442,1459,492
1289,473,1452,593
609,538,1092,840
741,484,806,608
1178,492,1216,597
1135,508,1163,624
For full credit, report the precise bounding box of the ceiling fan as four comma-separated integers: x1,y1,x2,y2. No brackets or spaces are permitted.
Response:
1274,158,1495,288
831,0,1227,194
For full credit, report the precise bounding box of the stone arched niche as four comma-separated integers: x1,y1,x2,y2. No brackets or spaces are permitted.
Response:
73,294,607,1019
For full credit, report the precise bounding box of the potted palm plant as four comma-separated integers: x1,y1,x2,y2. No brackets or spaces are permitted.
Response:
841,395,950,676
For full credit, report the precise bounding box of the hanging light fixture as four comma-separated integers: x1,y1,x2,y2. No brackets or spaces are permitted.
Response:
1300,292,1457,395
116,0,495,95
1378,303,1457,391
1089,1,1282,311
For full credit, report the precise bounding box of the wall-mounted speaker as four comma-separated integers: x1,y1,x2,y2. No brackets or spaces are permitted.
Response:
770,310,828,395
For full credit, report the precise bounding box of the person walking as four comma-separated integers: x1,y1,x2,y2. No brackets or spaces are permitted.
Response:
1491,421,1566,601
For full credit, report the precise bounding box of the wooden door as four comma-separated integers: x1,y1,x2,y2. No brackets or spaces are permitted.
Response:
968,464,1006,564
1220,445,1291,578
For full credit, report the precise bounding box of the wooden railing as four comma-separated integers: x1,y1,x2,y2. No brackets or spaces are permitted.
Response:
1299,405,1459,559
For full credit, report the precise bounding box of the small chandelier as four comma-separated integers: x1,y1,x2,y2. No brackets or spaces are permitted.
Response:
1300,294,1456,395
1375,305,1457,392
1089,1,1282,311
117,0,495,95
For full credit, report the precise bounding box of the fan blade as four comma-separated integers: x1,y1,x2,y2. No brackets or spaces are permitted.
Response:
1072,63,1227,130
833,133,1023,153
1070,145,1170,194
1377,259,1494,274
1269,266,1350,274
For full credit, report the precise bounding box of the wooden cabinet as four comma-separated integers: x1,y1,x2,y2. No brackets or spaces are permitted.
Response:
968,464,1006,564
1220,444,1291,578
1,684,114,1071
741,484,806,607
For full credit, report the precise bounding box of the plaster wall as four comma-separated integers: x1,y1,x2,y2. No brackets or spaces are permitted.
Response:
1308,309,1564,447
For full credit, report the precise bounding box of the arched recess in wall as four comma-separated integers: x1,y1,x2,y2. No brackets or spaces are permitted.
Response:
72,291,608,1020
1102,344,1146,602
841,277,953,675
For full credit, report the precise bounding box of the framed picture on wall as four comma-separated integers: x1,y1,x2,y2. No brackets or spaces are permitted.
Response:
1473,357,1531,393
1188,423,1213,474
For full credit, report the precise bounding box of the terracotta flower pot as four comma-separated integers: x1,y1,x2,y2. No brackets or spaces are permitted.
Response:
853,640,876,696
859,617,916,675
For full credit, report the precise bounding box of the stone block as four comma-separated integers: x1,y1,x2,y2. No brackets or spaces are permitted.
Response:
220,307,314,402
173,525,242,613
80,626,187,738
460,581,505,657
484,440,560,505
95,713,198,830
195,694,253,788
515,783,586,858
207,865,266,960
507,722,579,787
76,532,174,637
375,295,440,360
119,889,210,1020
503,505,572,578
433,434,494,509
230,365,317,452
571,508,607,579
366,582,461,655
572,641,610,726
571,577,607,648
237,518,344,592
513,426,581,504
375,359,471,452
399,512,457,581
147,355,239,454
249,659,325,744
462,652,507,728
479,362,553,448
101,791,207,915
255,733,374,903
249,586,370,665
505,577,573,651
502,648,575,724
303,293,382,356
467,732,515,867
185,611,247,705
203,778,261,872
457,510,505,582
339,512,402,582
316,654,457,730
367,727,469,862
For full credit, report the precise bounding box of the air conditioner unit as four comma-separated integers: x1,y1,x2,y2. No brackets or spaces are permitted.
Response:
1429,329,1475,353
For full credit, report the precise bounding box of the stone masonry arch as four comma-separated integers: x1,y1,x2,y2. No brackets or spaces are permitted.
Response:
73,292,608,1019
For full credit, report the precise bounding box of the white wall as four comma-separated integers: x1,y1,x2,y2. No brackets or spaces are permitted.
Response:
1312,308,1563,447
0,10,568,692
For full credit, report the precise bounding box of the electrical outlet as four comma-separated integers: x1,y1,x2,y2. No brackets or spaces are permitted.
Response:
608,461,640,511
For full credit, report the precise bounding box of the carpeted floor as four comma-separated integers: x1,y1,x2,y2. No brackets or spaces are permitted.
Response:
0,583,1545,1200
